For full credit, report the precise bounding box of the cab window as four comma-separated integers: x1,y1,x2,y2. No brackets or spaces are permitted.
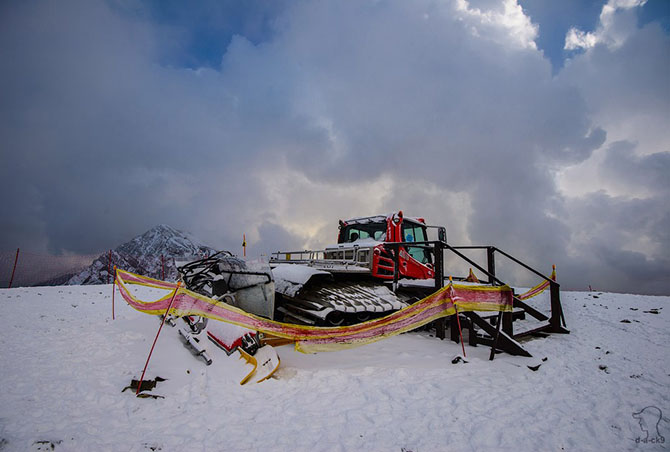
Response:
340,222,386,243
346,228,369,242
402,223,429,263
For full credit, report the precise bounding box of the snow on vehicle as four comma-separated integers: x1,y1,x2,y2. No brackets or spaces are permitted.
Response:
270,211,448,326
168,210,567,361
173,212,445,328
177,251,275,319
164,252,279,376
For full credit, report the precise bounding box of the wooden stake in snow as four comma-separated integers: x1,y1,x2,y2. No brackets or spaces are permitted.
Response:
136,282,182,396
107,250,112,284
450,276,466,358
8,248,19,289
242,233,247,258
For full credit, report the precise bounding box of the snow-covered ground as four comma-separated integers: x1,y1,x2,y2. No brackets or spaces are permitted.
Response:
0,285,668,451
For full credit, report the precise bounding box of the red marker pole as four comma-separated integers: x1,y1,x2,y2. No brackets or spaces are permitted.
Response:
112,266,117,320
8,248,19,289
136,282,182,395
454,307,466,358
450,276,466,358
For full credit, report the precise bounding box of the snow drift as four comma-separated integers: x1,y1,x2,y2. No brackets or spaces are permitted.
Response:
0,285,668,450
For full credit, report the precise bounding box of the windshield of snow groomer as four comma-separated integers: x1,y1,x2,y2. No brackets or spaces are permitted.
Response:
402,222,430,263
339,222,387,243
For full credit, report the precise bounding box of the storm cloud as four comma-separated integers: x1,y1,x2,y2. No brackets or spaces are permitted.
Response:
1,0,668,294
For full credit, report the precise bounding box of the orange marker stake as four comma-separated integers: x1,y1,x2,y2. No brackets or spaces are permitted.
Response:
450,276,466,358
136,282,182,395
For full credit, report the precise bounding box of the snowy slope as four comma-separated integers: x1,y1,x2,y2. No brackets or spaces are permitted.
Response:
0,286,668,451
67,225,216,285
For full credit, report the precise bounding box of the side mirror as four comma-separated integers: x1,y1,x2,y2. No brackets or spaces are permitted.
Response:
438,227,447,243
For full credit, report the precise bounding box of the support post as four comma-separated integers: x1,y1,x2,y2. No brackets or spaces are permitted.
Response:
433,242,446,340
450,316,460,342
549,281,569,334
468,317,478,346
502,309,514,336
487,246,514,336
486,246,496,285
489,311,504,361
392,245,400,293
434,241,444,290
8,248,19,288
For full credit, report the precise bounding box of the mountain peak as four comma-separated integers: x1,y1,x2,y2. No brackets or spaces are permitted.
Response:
67,225,217,285
116,224,214,258
149,224,179,234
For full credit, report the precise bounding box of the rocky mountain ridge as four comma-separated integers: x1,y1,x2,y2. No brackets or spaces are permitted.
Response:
67,225,217,285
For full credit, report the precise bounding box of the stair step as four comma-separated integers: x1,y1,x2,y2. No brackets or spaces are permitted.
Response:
513,321,551,338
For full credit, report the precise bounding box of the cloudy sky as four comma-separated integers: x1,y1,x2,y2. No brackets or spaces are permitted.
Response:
1,0,668,294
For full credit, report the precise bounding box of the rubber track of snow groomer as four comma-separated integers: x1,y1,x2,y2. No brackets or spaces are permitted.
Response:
178,252,407,327
276,276,407,327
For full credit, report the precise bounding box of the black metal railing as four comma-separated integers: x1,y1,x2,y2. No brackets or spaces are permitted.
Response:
381,241,569,347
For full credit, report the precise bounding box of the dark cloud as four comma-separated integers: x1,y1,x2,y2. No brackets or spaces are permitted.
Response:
552,8,670,294
602,141,670,195
553,139,670,294
250,222,306,258
0,0,668,294
563,191,670,294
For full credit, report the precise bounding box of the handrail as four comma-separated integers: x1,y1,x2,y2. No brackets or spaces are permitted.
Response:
491,247,556,284
441,243,505,286
446,244,557,285
380,241,506,287
270,245,374,269
274,242,556,287
449,245,491,250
